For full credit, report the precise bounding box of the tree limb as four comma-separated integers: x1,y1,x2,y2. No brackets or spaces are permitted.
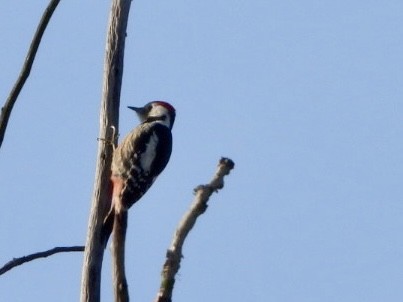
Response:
80,0,132,301
0,0,61,149
0,245,84,276
112,210,129,302
154,157,235,302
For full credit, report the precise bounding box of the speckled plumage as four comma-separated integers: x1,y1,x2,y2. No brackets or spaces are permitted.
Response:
111,122,172,210
101,101,175,247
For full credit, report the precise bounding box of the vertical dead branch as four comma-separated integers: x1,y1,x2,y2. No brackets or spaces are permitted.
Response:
80,0,132,301
154,158,235,302
0,0,61,149
112,211,129,302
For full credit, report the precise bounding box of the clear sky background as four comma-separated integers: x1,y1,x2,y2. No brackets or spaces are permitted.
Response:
1,1,403,301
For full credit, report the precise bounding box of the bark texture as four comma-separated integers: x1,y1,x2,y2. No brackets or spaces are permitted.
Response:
80,1,132,301
154,158,235,302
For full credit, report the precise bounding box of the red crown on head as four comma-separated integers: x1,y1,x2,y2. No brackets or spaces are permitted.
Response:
153,101,175,113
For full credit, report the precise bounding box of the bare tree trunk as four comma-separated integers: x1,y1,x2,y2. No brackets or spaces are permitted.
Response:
80,1,132,301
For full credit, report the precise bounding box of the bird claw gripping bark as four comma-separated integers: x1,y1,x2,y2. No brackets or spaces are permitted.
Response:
97,125,119,150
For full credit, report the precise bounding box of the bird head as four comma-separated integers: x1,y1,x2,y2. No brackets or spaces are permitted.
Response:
128,101,176,129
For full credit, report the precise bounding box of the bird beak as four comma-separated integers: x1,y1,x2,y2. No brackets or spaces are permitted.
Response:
128,106,141,113
128,106,146,121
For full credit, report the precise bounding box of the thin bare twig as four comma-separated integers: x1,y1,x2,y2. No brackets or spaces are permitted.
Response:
0,245,84,276
154,157,235,302
0,0,61,148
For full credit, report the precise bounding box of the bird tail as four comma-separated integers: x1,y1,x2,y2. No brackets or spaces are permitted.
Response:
101,207,115,249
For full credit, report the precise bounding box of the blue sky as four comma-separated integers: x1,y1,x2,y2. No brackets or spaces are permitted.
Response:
1,1,403,301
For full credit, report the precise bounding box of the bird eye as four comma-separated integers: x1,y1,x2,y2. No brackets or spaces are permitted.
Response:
147,103,153,111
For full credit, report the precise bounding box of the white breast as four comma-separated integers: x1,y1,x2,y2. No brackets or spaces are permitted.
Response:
139,132,158,172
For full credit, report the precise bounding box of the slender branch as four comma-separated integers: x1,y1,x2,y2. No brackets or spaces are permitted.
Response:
80,0,132,301
154,157,235,302
112,210,129,302
0,0,61,149
0,246,84,276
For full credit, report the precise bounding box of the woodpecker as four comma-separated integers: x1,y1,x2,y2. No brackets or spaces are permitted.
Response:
101,101,176,247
